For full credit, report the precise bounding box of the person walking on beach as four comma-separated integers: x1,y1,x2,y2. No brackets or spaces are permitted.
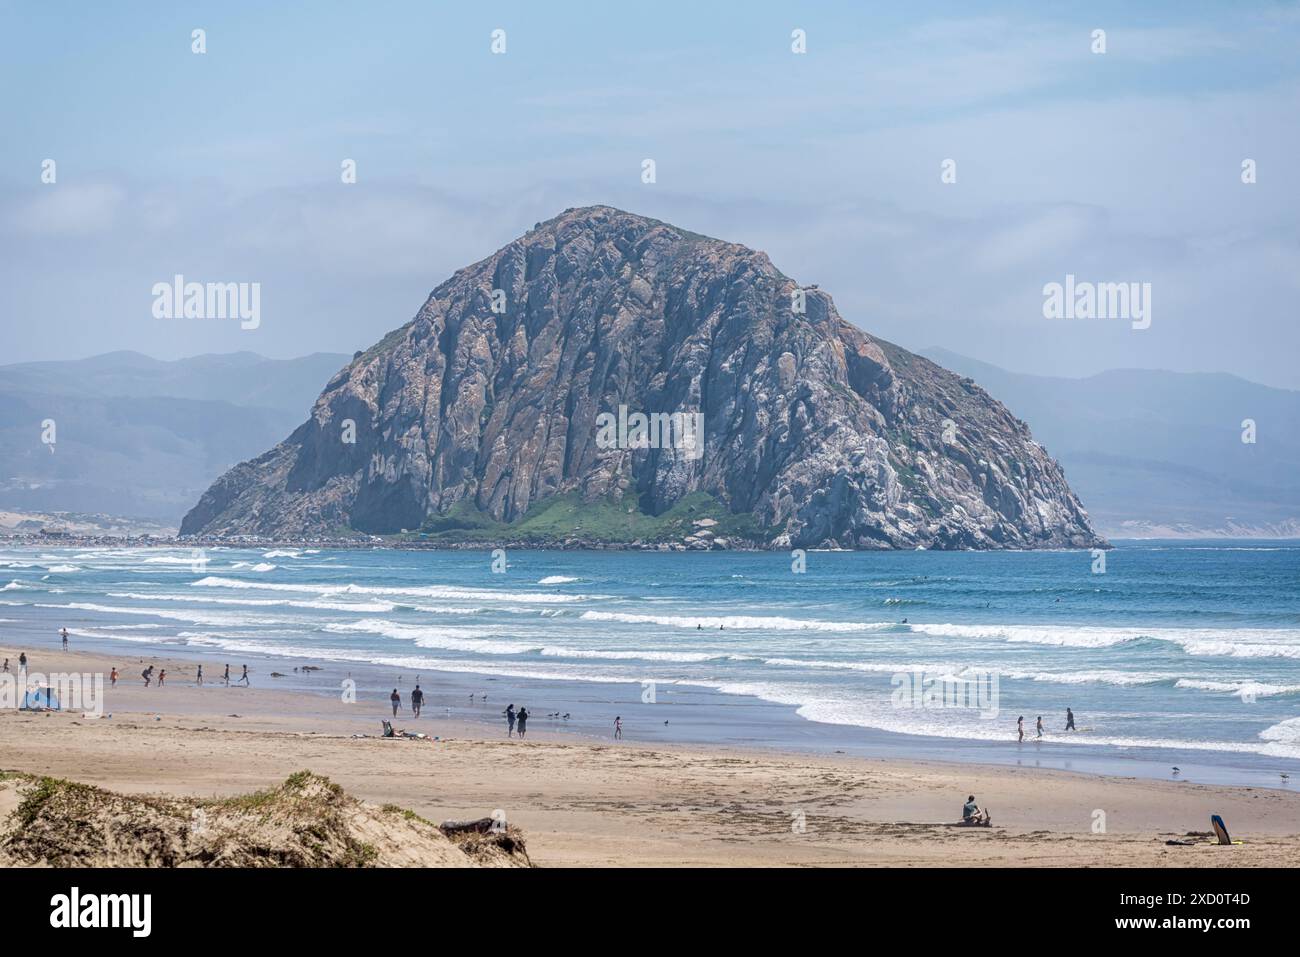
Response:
1065,707,1076,731
505,704,516,737
516,707,529,738
142,666,153,687
1036,716,1044,738
238,665,249,686
390,688,401,717
223,664,230,686
110,667,117,687
411,684,424,718
2,658,8,673
60,627,68,650
196,665,203,686
1017,715,1024,742
614,716,622,740
18,652,27,673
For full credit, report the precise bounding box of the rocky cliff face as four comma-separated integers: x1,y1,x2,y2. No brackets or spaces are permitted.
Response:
181,206,1103,549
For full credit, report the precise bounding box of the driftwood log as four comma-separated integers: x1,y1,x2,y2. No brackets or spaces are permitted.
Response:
438,817,498,836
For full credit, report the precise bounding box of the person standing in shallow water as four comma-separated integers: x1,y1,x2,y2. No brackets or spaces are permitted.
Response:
1065,707,1076,731
411,684,423,718
516,707,529,738
505,703,516,737
1017,716,1024,742
614,716,622,740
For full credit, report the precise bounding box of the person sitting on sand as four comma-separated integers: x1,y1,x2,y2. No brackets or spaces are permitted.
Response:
411,684,424,718
962,795,988,825
390,688,401,717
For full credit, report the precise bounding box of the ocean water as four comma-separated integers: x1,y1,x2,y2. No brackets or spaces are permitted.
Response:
2,542,1298,786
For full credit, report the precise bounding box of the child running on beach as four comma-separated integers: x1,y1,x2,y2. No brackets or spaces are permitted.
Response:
239,665,249,686
158,669,166,686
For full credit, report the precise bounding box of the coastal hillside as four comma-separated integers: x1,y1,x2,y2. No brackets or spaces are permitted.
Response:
0,770,529,868
0,352,350,523
922,348,1300,538
181,206,1102,550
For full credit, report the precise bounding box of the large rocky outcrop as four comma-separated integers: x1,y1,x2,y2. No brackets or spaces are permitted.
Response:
181,206,1103,549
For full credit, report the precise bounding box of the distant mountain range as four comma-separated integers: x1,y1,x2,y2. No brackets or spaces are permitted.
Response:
0,351,350,526
921,348,1300,538
2,320,1294,540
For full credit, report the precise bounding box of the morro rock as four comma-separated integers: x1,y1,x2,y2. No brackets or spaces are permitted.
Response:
181,206,1104,550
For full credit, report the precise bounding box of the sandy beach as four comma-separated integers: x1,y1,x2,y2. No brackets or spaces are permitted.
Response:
2,642,1297,867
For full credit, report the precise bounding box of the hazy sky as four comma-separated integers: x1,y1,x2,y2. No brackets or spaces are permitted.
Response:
3,1,1298,386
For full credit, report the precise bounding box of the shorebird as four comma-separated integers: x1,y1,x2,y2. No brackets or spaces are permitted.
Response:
1282,773,1290,782
1171,767,1181,776
562,713,570,719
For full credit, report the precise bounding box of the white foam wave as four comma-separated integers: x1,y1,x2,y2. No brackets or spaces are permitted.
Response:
580,610,888,632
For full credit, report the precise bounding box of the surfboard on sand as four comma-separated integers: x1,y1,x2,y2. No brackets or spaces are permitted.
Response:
1210,814,1240,845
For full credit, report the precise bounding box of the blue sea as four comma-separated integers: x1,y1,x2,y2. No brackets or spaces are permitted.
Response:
2,542,1298,786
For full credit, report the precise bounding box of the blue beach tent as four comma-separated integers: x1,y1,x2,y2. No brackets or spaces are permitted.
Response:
21,687,60,710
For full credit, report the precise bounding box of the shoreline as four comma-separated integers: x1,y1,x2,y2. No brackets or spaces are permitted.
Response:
8,621,1299,791
3,642,1299,866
